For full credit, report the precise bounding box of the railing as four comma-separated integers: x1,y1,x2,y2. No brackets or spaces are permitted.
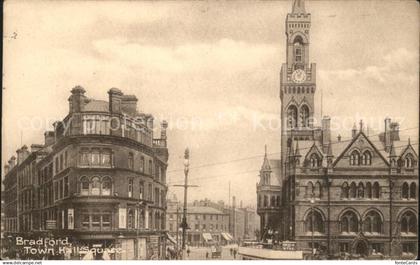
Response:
153,139,167,148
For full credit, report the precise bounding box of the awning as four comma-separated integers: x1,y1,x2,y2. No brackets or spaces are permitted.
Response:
166,233,177,245
202,233,213,242
225,233,234,241
221,233,231,241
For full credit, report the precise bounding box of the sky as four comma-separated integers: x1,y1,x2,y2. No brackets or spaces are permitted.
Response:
3,0,419,207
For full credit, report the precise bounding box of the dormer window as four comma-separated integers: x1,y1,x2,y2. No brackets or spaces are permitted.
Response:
309,154,321,168
361,151,372,165
350,150,360,166
405,154,415,168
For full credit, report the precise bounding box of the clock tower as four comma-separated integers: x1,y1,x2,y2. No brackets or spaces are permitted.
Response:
280,0,317,174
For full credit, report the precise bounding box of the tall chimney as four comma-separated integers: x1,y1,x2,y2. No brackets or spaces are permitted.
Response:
108,88,123,114
322,116,331,153
69,86,87,113
44,131,55,146
384,118,391,152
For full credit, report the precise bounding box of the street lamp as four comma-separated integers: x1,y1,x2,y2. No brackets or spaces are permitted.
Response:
309,196,315,260
181,148,190,251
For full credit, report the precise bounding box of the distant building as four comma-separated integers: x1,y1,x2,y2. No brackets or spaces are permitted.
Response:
166,197,230,247
2,87,169,260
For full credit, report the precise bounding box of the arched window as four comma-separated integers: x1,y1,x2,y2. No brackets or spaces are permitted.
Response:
127,209,134,229
102,176,112,196
287,105,298,128
300,105,310,127
341,211,358,233
364,211,382,234
366,182,372,199
293,36,304,62
90,176,100,195
264,195,268,207
306,182,314,198
402,182,409,199
258,195,261,207
310,154,320,168
350,182,357,198
81,176,89,195
350,151,360,166
400,211,417,234
409,182,416,199
357,182,364,198
315,181,322,198
362,151,372,165
305,210,324,233
271,196,276,206
342,182,349,199
276,196,281,206
405,154,414,168
373,182,380,199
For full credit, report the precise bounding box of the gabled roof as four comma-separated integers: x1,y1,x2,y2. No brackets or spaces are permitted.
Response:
332,131,390,167
398,139,418,158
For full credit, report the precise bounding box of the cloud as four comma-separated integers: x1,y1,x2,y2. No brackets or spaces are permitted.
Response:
319,48,417,85
92,38,277,74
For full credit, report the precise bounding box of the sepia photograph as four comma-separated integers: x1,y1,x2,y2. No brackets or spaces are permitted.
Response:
1,0,419,261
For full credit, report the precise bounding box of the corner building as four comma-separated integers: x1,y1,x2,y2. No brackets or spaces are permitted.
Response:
3,86,169,260
257,0,418,259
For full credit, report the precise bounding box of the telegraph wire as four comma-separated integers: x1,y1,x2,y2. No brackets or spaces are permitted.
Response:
167,141,419,185
166,126,418,174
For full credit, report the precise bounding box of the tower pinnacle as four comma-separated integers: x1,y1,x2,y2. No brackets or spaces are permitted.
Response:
292,0,306,14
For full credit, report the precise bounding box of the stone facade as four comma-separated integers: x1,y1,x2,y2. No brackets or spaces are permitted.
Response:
2,87,169,260
257,0,418,259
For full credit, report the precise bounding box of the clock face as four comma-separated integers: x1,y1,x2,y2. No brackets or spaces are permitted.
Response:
291,69,306,83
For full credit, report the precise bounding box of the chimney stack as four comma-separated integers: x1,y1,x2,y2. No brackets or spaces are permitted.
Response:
16,148,23,165
44,131,55,146
8,156,16,168
121,95,138,115
68,86,87,113
21,145,30,161
108,88,123,114
321,116,331,153
384,118,391,152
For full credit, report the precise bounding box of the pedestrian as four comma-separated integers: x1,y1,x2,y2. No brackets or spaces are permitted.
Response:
187,248,191,257
230,248,233,256
206,252,209,259
233,248,237,259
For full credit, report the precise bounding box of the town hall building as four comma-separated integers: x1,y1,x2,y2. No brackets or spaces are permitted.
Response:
256,0,418,259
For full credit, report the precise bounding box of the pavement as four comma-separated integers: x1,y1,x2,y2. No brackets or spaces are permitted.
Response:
184,244,240,260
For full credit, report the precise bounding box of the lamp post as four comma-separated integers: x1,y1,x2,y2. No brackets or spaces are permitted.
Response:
310,196,315,260
181,149,190,251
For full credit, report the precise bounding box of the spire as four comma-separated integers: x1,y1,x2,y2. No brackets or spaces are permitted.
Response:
295,141,301,157
261,145,271,171
292,0,306,14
